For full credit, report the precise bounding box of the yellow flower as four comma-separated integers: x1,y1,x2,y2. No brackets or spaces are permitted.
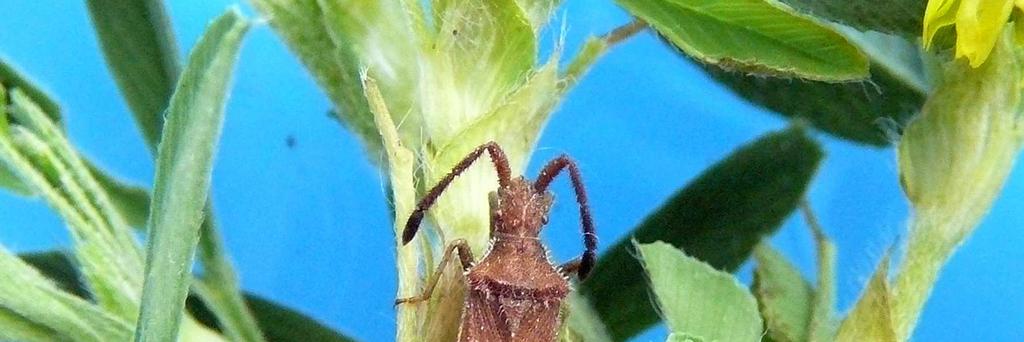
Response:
922,0,1018,67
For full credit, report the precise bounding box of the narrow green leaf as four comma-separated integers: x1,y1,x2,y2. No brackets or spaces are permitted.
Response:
20,251,90,299
16,250,353,342
636,241,763,342
0,60,57,195
580,127,823,340
0,59,61,124
134,9,248,342
692,30,928,146
617,0,869,80
805,205,837,342
1,90,144,320
89,161,151,228
777,0,926,38
836,256,897,342
0,247,132,342
86,0,180,150
752,244,813,342
86,1,261,337
0,307,60,342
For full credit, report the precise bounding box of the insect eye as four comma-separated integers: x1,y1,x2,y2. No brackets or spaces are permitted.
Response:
541,215,549,225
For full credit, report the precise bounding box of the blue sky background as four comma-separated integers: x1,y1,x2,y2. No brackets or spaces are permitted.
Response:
0,1,1021,341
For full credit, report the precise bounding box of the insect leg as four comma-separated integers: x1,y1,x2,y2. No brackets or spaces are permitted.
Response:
395,239,475,306
534,155,598,280
402,142,512,245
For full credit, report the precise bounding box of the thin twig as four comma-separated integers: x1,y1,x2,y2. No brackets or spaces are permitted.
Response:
561,19,649,90
604,19,648,48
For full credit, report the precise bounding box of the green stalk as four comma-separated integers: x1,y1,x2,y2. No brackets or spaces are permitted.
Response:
885,26,1024,341
363,75,420,342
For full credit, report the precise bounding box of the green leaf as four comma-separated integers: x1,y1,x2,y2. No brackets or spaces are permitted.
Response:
189,294,356,342
0,247,132,342
636,241,763,342
777,0,926,38
805,205,837,342
16,250,353,342
693,30,928,146
134,9,248,342
835,255,896,342
86,0,180,150
86,3,261,336
0,307,61,342
617,0,869,80
580,127,823,340
0,60,58,195
1,89,144,320
0,59,61,124
20,251,90,299
89,161,151,228
752,244,813,342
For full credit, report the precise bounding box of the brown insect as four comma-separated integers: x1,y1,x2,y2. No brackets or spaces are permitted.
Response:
396,141,598,341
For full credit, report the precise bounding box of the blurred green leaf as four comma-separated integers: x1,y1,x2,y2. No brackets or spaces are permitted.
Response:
134,9,248,341
694,30,928,146
0,247,132,342
805,205,837,342
0,61,55,195
637,241,763,342
752,244,813,342
617,0,869,80
777,0,926,38
0,59,61,124
19,251,350,342
579,127,823,340
2,89,144,320
86,0,180,150
88,161,151,228
0,307,61,342
20,251,89,299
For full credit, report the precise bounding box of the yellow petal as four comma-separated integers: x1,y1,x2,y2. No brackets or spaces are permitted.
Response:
955,0,1014,67
922,0,962,49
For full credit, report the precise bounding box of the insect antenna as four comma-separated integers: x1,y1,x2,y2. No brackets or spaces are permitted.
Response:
402,141,513,244
534,155,598,279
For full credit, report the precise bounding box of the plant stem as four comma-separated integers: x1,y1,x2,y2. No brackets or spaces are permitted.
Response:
562,19,648,89
363,75,421,342
889,211,966,341
605,19,648,47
